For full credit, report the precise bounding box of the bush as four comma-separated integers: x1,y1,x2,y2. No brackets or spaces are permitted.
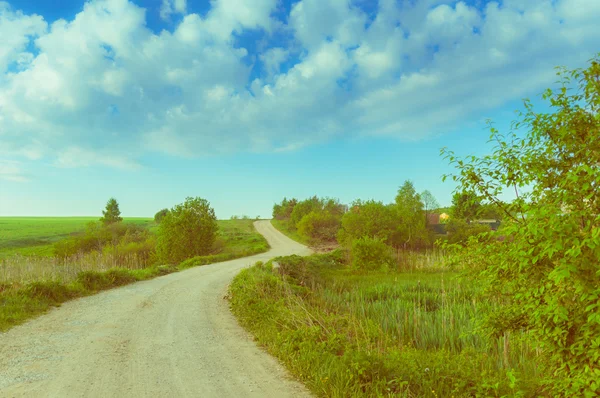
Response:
445,219,491,246
337,200,397,246
154,208,169,223
156,197,218,264
296,210,341,243
351,237,395,271
442,56,600,395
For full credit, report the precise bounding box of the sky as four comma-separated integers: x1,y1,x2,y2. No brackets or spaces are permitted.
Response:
0,0,598,219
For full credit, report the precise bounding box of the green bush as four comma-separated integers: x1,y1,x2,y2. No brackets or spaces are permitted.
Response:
154,208,169,223
296,210,341,243
156,197,218,264
445,218,491,246
337,200,397,246
351,237,395,271
442,56,600,395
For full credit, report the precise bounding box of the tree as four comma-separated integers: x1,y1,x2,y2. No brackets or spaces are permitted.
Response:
421,190,440,226
337,200,397,246
395,181,427,249
273,197,298,220
450,190,481,222
441,56,600,395
154,208,169,224
289,196,323,228
100,197,123,225
156,197,218,264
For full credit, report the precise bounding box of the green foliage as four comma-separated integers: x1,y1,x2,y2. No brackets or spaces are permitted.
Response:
289,196,324,229
441,55,600,396
445,218,492,246
100,197,123,225
156,197,218,264
337,200,397,246
296,210,341,243
0,217,153,258
53,221,152,259
395,181,428,249
351,237,395,271
272,197,298,220
451,191,482,222
154,208,169,224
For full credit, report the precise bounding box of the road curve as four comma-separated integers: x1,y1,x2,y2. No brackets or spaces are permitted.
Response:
0,220,313,398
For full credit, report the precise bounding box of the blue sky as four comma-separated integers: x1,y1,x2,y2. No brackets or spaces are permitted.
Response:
0,0,598,219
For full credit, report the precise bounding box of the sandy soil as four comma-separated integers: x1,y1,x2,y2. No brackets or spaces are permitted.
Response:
0,220,313,398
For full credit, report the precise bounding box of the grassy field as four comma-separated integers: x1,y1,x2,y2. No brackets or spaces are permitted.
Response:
0,218,269,331
0,217,153,258
229,252,542,397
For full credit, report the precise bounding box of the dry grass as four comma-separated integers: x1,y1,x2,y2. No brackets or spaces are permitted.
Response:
0,252,148,287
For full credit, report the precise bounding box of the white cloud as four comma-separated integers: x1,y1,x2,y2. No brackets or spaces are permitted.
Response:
160,0,187,21
0,0,599,172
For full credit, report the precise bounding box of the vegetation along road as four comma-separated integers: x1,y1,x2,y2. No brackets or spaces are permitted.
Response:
0,221,313,397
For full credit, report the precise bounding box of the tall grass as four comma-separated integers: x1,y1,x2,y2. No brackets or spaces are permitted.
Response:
0,251,149,286
229,251,545,397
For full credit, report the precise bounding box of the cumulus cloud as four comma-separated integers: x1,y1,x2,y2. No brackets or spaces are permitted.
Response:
160,0,186,21
0,0,599,173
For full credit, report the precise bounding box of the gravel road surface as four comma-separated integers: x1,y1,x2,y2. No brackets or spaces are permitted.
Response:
0,220,313,398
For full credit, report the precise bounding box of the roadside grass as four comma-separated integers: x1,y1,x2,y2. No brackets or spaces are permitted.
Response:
229,251,544,397
0,217,153,258
0,219,269,332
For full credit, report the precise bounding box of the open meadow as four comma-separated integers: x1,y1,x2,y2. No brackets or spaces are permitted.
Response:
0,217,154,258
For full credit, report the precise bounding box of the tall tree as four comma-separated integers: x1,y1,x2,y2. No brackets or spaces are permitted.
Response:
100,197,123,225
421,190,440,225
395,181,426,249
451,190,481,222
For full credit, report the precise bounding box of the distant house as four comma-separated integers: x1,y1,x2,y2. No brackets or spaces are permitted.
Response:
427,213,440,225
427,213,447,234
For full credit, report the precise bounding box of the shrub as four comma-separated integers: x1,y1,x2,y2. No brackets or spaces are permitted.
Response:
445,219,491,246
154,208,169,223
351,237,395,271
337,200,397,246
296,210,341,243
156,197,218,264
290,196,323,229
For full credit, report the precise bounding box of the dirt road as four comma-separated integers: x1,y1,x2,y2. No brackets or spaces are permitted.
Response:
0,221,313,398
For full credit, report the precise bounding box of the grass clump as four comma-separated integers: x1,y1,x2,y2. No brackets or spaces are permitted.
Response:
229,251,544,397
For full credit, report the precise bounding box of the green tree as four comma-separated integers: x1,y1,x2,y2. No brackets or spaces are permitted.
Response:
100,197,123,225
273,197,298,220
450,190,481,222
337,200,397,246
441,56,600,395
156,197,218,264
421,190,440,226
289,196,323,229
395,181,427,249
154,208,169,224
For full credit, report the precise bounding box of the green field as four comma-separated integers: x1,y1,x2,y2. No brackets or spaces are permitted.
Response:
0,217,154,258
